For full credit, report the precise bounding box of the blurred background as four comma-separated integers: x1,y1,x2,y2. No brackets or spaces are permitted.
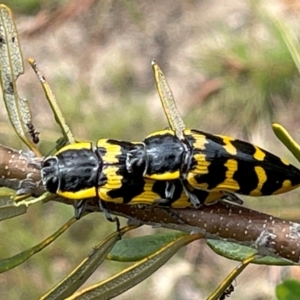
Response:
1,0,300,299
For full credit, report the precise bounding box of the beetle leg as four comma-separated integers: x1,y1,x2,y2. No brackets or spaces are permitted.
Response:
165,181,176,199
181,180,201,208
152,181,177,206
98,198,121,234
73,199,87,220
223,192,244,205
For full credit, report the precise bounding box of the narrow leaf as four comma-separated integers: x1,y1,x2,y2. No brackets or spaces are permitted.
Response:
0,5,39,155
67,233,201,300
40,225,138,300
107,232,187,262
0,217,76,273
272,123,300,163
152,60,185,139
207,254,256,300
0,189,26,220
28,58,75,144
207,239,294,266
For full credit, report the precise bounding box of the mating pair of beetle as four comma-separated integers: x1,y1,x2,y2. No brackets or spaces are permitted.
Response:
41,62,300,213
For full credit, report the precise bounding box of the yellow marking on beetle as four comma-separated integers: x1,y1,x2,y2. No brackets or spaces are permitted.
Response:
58,187,96,200
189,132,208,150
165,190,227,208
55,142,92,155
216,159,239,191
96,139,111,149
130,179,161,205
192,153,210,174
195,182,210,190
187,153,210,190
147,170,180,180
188,178,209,190
220,136,237,156
249,166,266,196
184,129,192,135
280,158,290,166
102,147,122,164
128,179,190,208
102,166,123,190
99,188,124,203
131,191,161,205
273,179,297,195
97,139,122,164
253,146,265,161
146,129,175,139
203,191,226,205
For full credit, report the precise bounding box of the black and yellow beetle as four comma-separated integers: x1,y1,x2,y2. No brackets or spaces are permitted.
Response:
124,61,300,206
42,61,300,210
126,127,300,206
41,138,239,208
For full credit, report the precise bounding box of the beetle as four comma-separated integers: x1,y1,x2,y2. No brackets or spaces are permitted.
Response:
125,61,300,206
41,138,239,210
126,127,300,207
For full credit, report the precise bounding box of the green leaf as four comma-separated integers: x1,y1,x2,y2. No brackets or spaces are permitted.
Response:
207,253,256,300
152,61,185,139
107,231,187,262
0,217,76,273
0,5,40,156
276,279,300,300
0,189,27,220
272,123,300,164
68,233,201,300
40,225,137,300
28,58,75,144
207,239,294,265
13,192,54,207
